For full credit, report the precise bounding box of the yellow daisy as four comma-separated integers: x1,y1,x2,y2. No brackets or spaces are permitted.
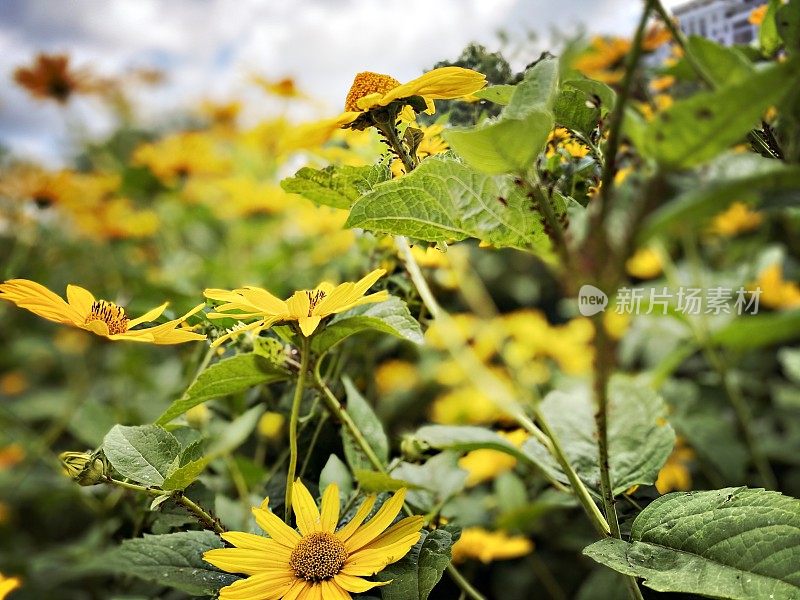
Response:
205,269,388,342
0,279,205,344
204,480,424,600
336,67,486,129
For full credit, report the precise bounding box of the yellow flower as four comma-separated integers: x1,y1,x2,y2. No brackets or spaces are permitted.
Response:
546,127,590,160
650,75,675,93
205,269,388,342
708,201,762,236
753,264,800,309
204,480,423,600
626,247,663,279
133,132,229,184
375,360,419,395
336,68,486,128
253,76,307,99
430,386,507,425
458,429,528,487
749,4,768,25
0,165,74,208
574,37,630,84
0,573,21,599
0,279,205,344
258,411,286,440
655,440,694,494
451,528,533,564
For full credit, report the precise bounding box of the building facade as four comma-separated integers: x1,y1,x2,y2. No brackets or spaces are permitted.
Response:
672,0,766,46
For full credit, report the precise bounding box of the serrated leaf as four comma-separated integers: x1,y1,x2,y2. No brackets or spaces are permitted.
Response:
341,377,389,471
522,377,675,494
391,452,467,512
583,488,800,599
156,354,288,425
554,87,601,135
280,163,391,209
311,296,423,354
346,155,563,254
162,458,210,491
445,110,553,174
503,57,559,119
563,78,616,115
103,425,180,487
377,527,459,600
354,469,418,493
711,310,800,349
98,531,239,595
644,60,799,169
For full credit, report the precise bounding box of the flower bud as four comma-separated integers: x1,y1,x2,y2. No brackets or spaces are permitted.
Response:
59,451,108,486
400,434,429,462
258,412,285,440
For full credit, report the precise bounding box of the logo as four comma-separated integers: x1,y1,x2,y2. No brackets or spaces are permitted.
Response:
578,284,608,316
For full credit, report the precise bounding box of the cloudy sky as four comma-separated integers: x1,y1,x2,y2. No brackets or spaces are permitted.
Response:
0,0,685,165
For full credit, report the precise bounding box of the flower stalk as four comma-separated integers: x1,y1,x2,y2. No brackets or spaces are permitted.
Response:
285,333,311,521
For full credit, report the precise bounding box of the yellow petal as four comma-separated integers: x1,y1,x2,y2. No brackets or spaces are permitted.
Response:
381,67,486,106
357,515,424,553
283,580,309,600
217,570,296,600
300,582,322,600
298,315,322,337
83,319,110,337
286,291,310,319
221,531,293,556
240,286,288,315
344,489,406,553
203,548,290,575
0,279,83,325
127,302,169,328
335,495,377,542
334,573,389,593
320,483,340,533
252,505,302,549
321,579,354,600
291,479,321,535
66,284,95,316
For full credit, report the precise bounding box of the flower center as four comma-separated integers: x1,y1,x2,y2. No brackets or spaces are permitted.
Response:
85,300,129,335
305,290,327,316
344,71,400,112
289,532,347,582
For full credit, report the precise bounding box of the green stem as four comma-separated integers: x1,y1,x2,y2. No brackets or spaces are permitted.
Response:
106,477,224,534
522,175,572,271
651,0,716,88
285,335,310,522
446,563,486,600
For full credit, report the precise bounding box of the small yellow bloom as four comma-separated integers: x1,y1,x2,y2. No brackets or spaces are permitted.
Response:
186,404,212,429
375,360,419,395
458,429,528,487
574,37,630,84
0,279,205,344
451,528,533,563
655,440,694,494
258,411,285,440
204,480,423,600
546,127,590,160
0,445,25,470
205,269,388,342
708,201,763,236
133,132,229,184
626,247,663,279
650,75,675,93
752,264,800,309
252,76,306,99
430,386,506,425
749,4,768,25
336,67,486,128
0,573,21,600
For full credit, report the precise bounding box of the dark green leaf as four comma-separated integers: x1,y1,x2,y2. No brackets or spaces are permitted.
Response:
341,377,389,471
280,163,391,209
103,425,180,487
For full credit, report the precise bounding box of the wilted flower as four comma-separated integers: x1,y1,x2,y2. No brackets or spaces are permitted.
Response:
13,53,93,103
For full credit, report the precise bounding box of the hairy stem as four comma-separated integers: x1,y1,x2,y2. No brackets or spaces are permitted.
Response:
285,335,310,522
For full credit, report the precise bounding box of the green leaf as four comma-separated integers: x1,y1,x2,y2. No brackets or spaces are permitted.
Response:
206,404,265,457
156,354,288,425
162,458,210,491
341,377,389,471
414,424,530,463
445,110,553,174
687,36,754,86
391,452,467,512
99,531,239,596
503,57,559,119
103,425,180,487
563,78,616,115
778,347,800,384
472,84,516,105
554,87,600,135
346,155,563,254
280,163,391,209
777,1,800,54
377,527,459,600
583,487,800,599
643,59,799,169
712,310,800,349
311,296,423,354
319,454,353,496
522,377,675,494
639,154,800,241
354,469,418,493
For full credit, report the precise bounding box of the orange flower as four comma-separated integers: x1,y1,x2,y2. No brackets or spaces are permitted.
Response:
13,53,92,103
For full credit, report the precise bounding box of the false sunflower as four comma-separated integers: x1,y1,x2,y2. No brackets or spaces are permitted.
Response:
0,572,21,600
204,480,423,600
336,67,486,129
0,279,205,344
205,268,388,343
13,53,92,103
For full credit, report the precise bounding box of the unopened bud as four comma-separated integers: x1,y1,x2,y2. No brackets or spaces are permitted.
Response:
59,451,108,486
258,411,285,440
400,434,429,461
